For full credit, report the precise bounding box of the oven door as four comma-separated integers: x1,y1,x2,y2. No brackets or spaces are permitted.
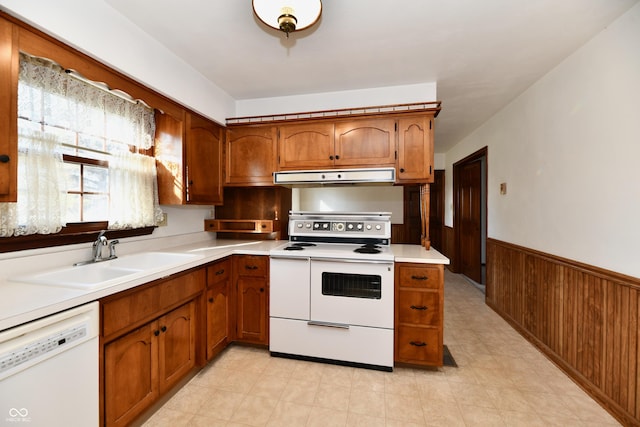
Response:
310,258,394,329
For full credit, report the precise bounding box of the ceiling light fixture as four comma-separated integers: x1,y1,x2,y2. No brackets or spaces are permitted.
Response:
252,0,322,38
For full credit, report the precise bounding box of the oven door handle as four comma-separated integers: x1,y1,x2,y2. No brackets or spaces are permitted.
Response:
307,320,350,330
270,256,311,261
310,258,394,266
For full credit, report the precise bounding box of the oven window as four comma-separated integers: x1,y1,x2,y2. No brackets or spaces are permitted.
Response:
321,272,382,299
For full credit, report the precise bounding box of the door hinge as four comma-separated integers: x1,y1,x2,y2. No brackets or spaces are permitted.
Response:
429,120,432,130
430,165,432,175
395,122,398,131
394,150,397,160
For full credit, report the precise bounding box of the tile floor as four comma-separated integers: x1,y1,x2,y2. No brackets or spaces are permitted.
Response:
144,270,621,426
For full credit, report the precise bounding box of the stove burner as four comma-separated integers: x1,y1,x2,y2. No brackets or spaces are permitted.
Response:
283,246,305,251
360,243,381,249
292,242,316,247
354,247,381,254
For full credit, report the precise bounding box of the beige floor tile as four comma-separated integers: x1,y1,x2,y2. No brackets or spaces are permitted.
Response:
321,364,355,388
450,382,496,409
348,389,385,418
280,377,319,405
163,384,211,415
522,391,580,420
421,399,466,427
144,407,192,427
306,406,348,427
385,371,419,396
345,412,386,427
230,394,278,426
459,404,506,426
249,373,289,399
485,385,536,413
498,409,547,427
416,376,455,402
187,414,228,427
314,382,351,411
385,393,425,424
291,359,325,382
196,389,245,421
266,400,312,427
218,369,260,394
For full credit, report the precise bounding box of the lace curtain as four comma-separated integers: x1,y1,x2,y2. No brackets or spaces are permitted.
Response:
0,53,161,237
0,130,67,237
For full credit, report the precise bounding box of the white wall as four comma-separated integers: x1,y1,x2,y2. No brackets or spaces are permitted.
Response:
235,82,437,117
0,0,235,124
443,3,640,278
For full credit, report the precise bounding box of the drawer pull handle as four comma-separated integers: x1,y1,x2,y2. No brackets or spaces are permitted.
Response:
215,269,225,275
245,265,258,270
410,341,427,347
410,305,428,311
411,275,428,281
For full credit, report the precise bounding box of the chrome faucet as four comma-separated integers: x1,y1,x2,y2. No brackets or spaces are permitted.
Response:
92,230,108,262
73,231,118,266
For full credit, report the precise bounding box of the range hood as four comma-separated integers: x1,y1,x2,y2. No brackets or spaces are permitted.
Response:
273,167,396,187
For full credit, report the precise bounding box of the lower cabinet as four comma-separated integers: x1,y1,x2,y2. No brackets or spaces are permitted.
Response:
394,262,444,366
101,270,203,426
233,255,269,344
205,258,231,360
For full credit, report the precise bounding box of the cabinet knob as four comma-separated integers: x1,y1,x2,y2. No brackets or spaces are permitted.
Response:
188,180,194,185
260,288,264,292
329,155,334,160
0,154,9,163
154,330,160,336
400,168,405,173
161,326,167,333
209,297,214,303
335,155,340,160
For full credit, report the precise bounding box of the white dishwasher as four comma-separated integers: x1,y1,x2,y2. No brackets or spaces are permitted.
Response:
0,301,99,427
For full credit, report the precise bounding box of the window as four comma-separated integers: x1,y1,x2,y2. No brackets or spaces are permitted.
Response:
0,53,162,239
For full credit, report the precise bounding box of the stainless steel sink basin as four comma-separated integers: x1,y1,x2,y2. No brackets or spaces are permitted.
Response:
11,251,202,290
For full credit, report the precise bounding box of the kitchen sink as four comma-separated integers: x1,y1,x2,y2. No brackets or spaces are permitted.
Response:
109,251,201,271
11,251,202,290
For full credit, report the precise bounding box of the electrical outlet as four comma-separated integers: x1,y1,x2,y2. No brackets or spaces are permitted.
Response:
500,183,507,195
158,212,168,226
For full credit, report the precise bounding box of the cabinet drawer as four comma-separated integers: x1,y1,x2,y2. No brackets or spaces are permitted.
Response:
396,326,440,365
397,290,440,326
159,269,204,309
397,264,442,289
103,286,160,338
235,255,268,277
207,258,231,286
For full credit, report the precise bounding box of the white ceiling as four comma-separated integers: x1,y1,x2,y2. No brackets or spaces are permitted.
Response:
105,0,637,153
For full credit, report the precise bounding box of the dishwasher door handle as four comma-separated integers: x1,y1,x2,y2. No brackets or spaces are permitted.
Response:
307,320,350,329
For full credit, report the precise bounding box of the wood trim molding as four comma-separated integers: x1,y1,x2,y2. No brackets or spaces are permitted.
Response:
486,238,640,426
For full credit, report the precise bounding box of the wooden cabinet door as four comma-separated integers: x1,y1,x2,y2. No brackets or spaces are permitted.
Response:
155,110,186,205
397,115,434,183
185,113,224,205
226,126,278,185
236,276,268,344
0,18,18,203
206,279,230,360
104,322,158,427
278,122,334,170
158,302,196,394
334,118,396,167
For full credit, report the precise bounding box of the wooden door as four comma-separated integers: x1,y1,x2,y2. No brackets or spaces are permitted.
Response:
397,115,434,183
104,322,158,427
279,122,334,169
226,126,278,185
158,302,196,394
334,118,396,167
206,279,229,360
185,113,223,205
0,18,17,203
429,170,445,251
458,160,482,283
236,276,268,344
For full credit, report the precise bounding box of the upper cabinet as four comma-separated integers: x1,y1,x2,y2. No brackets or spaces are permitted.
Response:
278,122,334,170
0,17,17,203
226,125,278,186
396,115,434,183
334,118,396,167
156,111,224,205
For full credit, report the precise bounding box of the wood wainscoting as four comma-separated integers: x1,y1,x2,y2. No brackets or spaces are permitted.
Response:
486,238,640,426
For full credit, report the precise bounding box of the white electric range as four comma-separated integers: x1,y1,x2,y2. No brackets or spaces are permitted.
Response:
269,211,394,371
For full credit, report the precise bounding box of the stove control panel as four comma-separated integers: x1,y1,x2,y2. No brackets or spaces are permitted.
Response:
292,220,387,237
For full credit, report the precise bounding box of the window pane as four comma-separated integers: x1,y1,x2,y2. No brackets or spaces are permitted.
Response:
84,165,109,193
66,194,81,223
64,162,81,192
83,194,109,222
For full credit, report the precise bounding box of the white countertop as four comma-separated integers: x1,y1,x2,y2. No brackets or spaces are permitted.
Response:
0,240,447,332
